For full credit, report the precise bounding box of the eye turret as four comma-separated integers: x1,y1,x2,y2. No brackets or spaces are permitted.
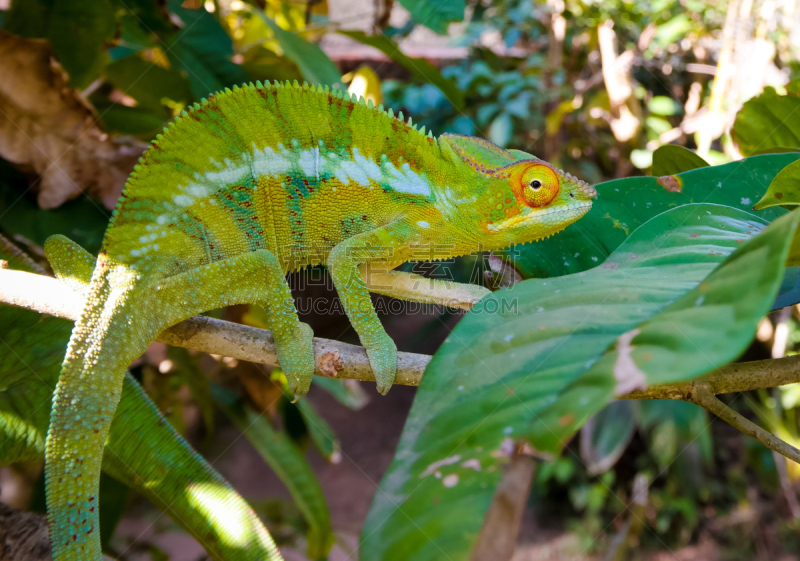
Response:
517,164,559,207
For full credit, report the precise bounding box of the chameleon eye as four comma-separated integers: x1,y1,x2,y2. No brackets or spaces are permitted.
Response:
514,164,559,208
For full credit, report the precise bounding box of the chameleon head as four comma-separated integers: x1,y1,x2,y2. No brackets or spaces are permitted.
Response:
437,134,596,248
482,159,596,243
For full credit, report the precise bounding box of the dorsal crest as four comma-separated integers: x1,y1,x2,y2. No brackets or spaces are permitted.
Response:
439,134,542,175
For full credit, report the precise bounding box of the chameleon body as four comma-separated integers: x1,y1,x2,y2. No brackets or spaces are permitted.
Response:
44,81,595,559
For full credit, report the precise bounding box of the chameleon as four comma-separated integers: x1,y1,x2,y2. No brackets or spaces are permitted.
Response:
43,80,596,559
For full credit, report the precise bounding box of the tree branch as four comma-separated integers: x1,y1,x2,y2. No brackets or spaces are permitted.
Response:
2,267,800,404
0,267,429,386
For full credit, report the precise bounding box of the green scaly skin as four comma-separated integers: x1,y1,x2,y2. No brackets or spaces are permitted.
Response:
44,81,596,559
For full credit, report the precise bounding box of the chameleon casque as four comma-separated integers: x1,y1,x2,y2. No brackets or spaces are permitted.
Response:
43,81,596,559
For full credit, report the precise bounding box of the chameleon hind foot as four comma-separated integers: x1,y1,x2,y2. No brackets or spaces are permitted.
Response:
275,321,315,395
366,332,397,395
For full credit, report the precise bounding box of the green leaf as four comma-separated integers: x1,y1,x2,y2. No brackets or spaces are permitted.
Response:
95,103,168,136
530,208,800,454
361,204,787,560
651,145,709,176
104,55,194,111
505,153,797,279
639,400,712,467
295,397,341,463
339,31,464,109
580,401,635,475
396,0,465,34
3,0,52,37
733,87,800,156
648,96,682,116
4,0,117,87
48,0,117,87
530,207,800,452
165,0,250,99
213,384,335,560
312,377,370,410
754,158,800,209
256,12,341,88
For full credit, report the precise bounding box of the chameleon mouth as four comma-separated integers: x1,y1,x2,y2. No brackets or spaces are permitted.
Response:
487,200,592,233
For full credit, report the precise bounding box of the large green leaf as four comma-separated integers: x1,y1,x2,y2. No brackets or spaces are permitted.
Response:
530,208,800,453
339,31,464,109
733,86,800,156
651,144,709,176
257,11,341,87
213,385,335,560
362,204,794,561
396,0,465,34
507,153,797,279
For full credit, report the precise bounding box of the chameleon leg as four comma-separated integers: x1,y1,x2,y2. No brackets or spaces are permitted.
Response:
44,235,96,297
155,250,314,395
327,224,428,394
360,262,491,311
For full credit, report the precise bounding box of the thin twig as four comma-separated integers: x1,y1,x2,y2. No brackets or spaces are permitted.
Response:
689,386,800,465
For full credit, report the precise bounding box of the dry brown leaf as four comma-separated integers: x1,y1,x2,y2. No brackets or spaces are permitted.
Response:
0,30,144,209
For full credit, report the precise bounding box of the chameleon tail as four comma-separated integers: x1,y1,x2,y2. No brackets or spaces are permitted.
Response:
44,261,149,560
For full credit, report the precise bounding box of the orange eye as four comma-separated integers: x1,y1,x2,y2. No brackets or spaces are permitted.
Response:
512,163,560,207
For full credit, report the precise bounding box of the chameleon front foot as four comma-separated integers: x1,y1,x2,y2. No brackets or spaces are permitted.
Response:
365,334,398,395
276,322,316,396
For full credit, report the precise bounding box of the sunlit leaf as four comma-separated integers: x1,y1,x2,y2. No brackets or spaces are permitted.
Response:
733,87,800,156
488,112,513,147
648,96,682,116
651,145,709,176
754,158,800,210
214,384,335,560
